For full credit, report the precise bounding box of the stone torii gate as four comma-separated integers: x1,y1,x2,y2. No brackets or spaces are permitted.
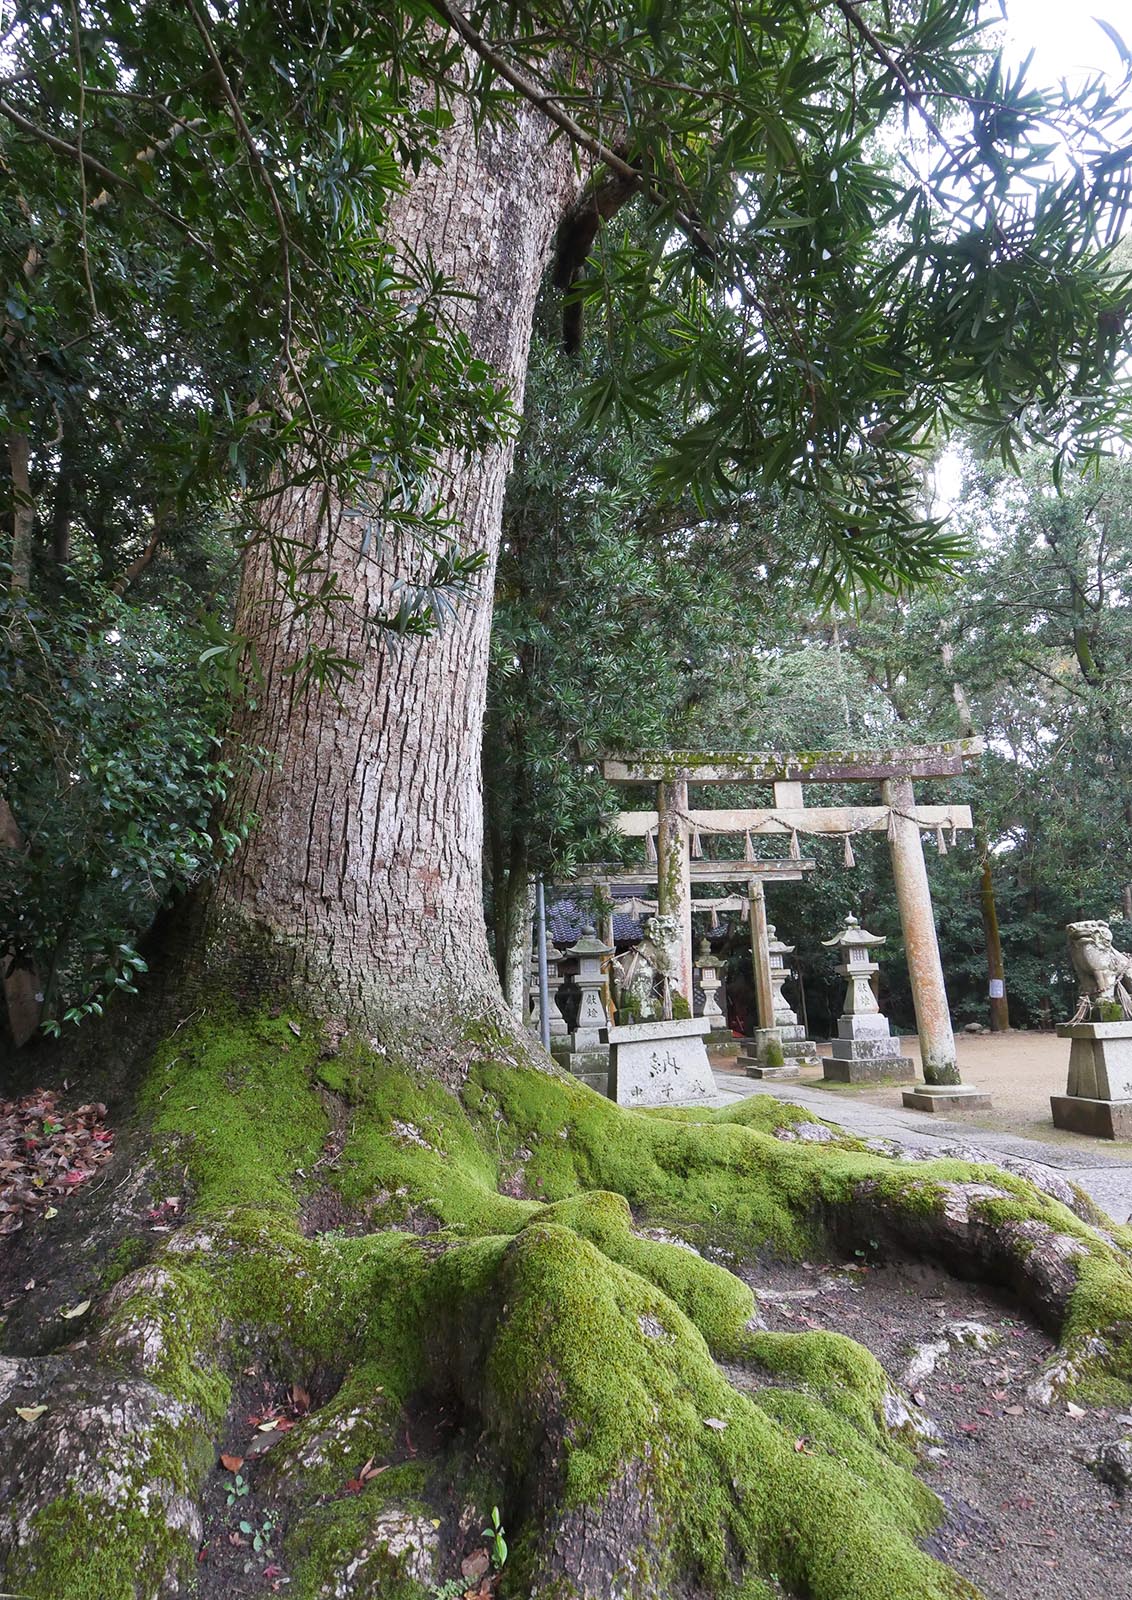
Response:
601,741,980,1086
565,859,815,1024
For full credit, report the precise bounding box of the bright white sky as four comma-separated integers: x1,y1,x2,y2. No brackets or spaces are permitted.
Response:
1001,0,1129,81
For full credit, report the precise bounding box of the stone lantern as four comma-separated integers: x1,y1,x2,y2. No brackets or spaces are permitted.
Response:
695,936,726,1030
737,923,819,1077
551,923,613,1091
767,925,800,1028
529,942,568,1038
820,914,914,1083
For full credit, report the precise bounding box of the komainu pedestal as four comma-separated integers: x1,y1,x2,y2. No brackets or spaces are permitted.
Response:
820,915,915,1085
1051,921,1132,1139
1052,1023,1132,1140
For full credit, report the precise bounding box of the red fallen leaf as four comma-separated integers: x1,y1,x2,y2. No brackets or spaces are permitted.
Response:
343,1478,364,1494
976,1407,993,1417
959,1422,980,1435
220,1453,244,1472
62,1171,87,1186
290,1383,312,1414
263,1565,283,1579
793,1437,813,1454
197,1545,208,1564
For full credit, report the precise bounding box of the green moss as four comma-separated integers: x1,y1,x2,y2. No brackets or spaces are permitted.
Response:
763,1037,786,1070
10,1493,190,1600
144,1008,329,1216
67,1005,1132,1600
468,1222,970,1600
101,1233,150,1290
288,1462,435,1600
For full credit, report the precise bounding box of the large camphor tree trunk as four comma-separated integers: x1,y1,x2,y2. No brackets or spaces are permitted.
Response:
201,82,580,1036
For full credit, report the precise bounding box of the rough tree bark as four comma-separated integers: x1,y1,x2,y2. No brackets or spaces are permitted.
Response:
198,79,582,1038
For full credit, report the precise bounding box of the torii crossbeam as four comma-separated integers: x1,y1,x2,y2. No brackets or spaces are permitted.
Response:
600,742,982,1086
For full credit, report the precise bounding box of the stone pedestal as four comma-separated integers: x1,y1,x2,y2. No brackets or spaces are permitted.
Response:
901,1084,993,1113
608,1017,716,1107
1051,1021,1132,1140
821,916,915,1084
736,1024,818,1079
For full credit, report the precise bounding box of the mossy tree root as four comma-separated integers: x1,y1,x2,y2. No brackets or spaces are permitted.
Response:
4,1008,1132,1599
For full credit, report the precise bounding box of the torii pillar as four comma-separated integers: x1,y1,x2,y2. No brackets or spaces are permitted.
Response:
883,777,959,1086
656,777,694,1004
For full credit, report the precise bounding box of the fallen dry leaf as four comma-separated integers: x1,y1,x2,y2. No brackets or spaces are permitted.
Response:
0,1090,114,1239
59,1299,91,1320
1004,1404,1024,1416
703,1417,727,1431
220,1453,244,1472
1066,1401,1086,1419
461,1548,491,1583
15,1405,46,1422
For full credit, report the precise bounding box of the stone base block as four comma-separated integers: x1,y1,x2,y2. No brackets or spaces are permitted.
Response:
829,1037,904,1063
1055,1023,1132,1100
1051,1094,1132,1140
551,1046,610,1077
743,1062,802,1080
823,1055,916,1085
608,1017,715,1107
902,1084,992,1113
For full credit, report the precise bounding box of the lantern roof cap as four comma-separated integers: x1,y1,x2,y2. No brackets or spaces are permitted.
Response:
822,913,886,950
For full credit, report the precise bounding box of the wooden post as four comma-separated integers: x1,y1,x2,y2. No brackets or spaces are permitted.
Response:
656,777,694,1004
882,777,959,1084
749,878,775,1033
978,847,1010,1031
597,881,616,1017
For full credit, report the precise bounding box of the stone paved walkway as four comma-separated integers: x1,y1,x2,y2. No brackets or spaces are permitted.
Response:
710,1069,1132,1222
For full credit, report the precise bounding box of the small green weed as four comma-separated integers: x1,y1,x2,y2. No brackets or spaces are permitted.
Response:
482,1505,508,1569
225,1472,250,1505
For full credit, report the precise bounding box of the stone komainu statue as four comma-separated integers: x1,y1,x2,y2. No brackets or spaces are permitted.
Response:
617,913,682,1022
1066,920,1132,1021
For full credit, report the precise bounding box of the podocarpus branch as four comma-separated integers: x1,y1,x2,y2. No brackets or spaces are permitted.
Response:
425,0,718,261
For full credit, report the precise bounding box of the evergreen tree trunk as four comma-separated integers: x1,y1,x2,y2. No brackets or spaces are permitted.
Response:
200,86,580,1038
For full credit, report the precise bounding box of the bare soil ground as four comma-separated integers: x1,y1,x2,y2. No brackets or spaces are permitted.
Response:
734,1252,1132,1600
